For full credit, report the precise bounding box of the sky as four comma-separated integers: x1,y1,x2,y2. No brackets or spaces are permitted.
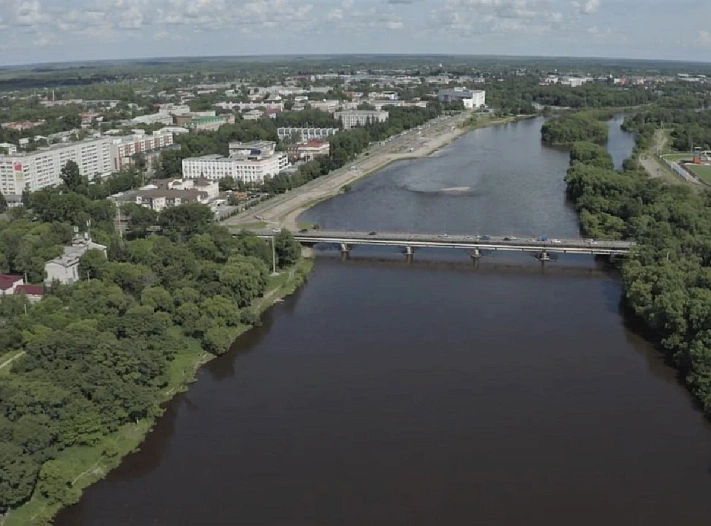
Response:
1,0,711,66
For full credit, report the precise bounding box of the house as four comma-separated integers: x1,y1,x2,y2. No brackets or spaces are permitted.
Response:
15,284,45,303
44,234,107,286
0,274,45,303
0,274,24,295
293,140,330,161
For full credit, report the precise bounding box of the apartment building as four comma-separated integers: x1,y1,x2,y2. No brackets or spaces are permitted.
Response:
0,137,112,197
182,141,288,184
109,129,175,171
334,110,389,130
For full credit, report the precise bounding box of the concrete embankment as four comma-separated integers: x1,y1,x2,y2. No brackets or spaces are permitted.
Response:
225,111,476,230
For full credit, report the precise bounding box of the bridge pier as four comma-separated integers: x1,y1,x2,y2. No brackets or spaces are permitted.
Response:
403,245,414,263
340,243,351,261
470,248,483,260
538,250,550,262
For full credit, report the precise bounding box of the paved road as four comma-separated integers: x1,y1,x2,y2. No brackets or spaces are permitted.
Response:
237,228,634,255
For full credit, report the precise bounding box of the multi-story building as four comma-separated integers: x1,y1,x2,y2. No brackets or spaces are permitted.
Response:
277,127,340,143
334,110,389,130
182,141,288,184
109,129,175,172
0,137,112,197
184,115,234,132
437,88,486,109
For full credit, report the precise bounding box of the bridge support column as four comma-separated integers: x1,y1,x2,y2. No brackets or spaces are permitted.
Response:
470,248,482,260
538,250,550,262
404,245,414,263
340,243,351,261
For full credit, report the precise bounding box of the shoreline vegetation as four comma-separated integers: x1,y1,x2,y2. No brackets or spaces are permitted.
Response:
0,196,312,526
555,108,711,421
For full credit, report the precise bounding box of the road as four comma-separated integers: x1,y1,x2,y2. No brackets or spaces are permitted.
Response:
224,111,475,230
238,229,635,256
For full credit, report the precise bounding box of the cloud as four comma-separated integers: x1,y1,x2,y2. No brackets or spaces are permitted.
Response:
573,0,600,15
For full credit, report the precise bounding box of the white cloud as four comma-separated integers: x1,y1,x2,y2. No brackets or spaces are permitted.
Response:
573,0,600,15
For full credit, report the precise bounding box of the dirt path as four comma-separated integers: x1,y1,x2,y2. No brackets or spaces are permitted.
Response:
0,351,24,372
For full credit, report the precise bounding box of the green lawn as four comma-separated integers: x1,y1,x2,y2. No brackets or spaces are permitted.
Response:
685,163,711,184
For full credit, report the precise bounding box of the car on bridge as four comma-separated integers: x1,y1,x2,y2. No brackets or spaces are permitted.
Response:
480,235,490,241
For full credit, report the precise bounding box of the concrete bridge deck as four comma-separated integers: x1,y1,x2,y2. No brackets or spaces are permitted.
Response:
235,229,634,257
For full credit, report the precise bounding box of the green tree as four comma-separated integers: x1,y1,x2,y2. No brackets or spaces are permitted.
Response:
60,160,85,193
0,442,40,513
274,230,301,268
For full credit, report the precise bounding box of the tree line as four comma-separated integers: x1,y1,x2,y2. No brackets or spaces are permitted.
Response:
563,125,711,418
0,179,302,516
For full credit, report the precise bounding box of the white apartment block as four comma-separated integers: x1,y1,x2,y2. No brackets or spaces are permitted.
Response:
437,88,486,109
277,127,340,142
109,129,174,171
182,141,288,184
334,110,389,130
0,138,112,197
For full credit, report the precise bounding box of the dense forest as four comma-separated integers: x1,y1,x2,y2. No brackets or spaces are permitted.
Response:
564,128,711,415
622,107,711,152
540,113,609,145
0,172,304,519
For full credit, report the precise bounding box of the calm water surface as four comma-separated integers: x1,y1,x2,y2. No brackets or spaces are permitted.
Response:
55,117,711,526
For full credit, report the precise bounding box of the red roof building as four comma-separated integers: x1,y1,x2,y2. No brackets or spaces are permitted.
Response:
0,274,24,294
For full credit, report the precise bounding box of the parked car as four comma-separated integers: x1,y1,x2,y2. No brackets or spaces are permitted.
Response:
550,239,562,244
480,235,491,241
368,231,377,236
538,235,549,241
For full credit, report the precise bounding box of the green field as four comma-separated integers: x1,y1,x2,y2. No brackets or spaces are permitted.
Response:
664,153,691,162
685,163,711,184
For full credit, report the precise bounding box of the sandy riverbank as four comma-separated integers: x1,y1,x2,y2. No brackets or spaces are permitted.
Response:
226,111,479,230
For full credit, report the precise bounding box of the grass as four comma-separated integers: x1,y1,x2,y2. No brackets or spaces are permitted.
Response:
462,114,520,129
664,153,690,162
685,163,711,184
4,258,314,526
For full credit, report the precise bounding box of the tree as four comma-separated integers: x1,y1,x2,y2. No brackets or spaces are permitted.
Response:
37,459,79,505
60,160,85,193
79,249,108,281
158,203,214,241
203,326,235,355
274,230,301,268
0,442,40,513
0,192,6,214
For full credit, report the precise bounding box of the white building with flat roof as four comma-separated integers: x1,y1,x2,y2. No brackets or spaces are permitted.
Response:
109,129,174,171
334,110,389,130
278,127,340,142
0,138,112,197
437,88,486,109
182,142,288,184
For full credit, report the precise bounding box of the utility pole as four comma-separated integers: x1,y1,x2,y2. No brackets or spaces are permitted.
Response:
271,235,277,275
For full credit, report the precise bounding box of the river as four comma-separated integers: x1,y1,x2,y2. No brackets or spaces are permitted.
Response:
55,117,711,525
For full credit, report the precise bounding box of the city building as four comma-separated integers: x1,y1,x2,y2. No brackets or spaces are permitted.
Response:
182,140,288,184
115,188,209,212
184,115,234,132
292,140,330,161
0,143,17,155
334,110,388,130
151,177,220,200
109,129,175,172
44,234,107,286
437,88,486,109
277,127,340,142
0,137,112,198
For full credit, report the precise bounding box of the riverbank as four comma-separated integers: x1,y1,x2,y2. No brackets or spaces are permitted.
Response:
225,111,478,230
2,258,313,526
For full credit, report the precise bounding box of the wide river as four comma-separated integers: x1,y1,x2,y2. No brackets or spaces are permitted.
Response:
56,117,711,525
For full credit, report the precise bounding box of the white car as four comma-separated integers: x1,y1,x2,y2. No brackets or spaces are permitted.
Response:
550,239,562,244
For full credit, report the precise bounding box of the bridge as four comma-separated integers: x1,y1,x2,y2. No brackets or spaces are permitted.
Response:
233,228,635,261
